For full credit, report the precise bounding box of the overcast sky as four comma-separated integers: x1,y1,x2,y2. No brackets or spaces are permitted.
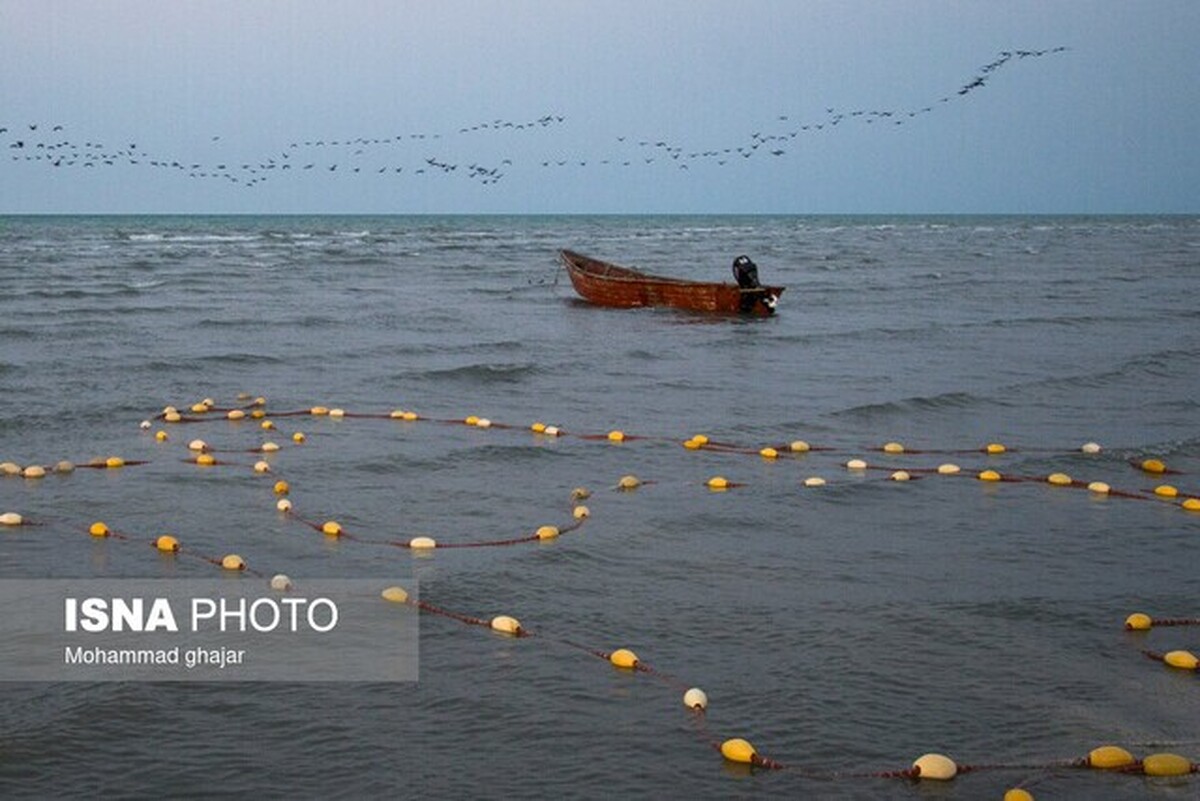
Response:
2,1,1196,214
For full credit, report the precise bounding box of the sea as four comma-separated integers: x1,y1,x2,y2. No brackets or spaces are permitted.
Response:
0,214,1197,799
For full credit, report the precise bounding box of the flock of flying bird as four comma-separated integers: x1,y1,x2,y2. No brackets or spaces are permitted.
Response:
3,48,1066,192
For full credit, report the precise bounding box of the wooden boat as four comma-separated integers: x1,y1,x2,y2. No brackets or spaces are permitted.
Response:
559,249,784,315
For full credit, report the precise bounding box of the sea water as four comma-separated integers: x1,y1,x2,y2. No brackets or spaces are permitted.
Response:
0,215,1197,799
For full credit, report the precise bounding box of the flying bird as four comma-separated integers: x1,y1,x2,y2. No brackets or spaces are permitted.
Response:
0,51,1067,192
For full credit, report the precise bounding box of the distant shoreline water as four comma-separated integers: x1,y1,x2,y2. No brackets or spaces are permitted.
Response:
4,211,1196,218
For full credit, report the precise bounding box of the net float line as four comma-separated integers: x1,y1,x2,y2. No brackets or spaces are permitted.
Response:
679,695,808,775
711,747,1115,780
363,510,1200,783
877,440,1113,457
380,583,806,778
552,638,690,689
123,399,1197,786
864,442,1103,456
608,474,746,492
18,512,1195,787
712,739,1186,782
820,745,1198,781
246,406,420,423
154,411,237,424
835,461,1179,504
28,400,1190,743
1125,613,1200,630
151,397,267,422
864,443,1027,456
250,409,314,418
703,476,744,490
179,436,289,458
678,435,820,456
1131,458,1183,476
379,586,697,684
612,474,656,491
67,410,1200,515
9,457,144,472
434,415,522,431
602,463,1182,508
75,457,149,469
954,469,1152,500
379,586,692,689
182,454,245,468
832,754,1082,781
768,747,1200,782
284,410,491,426
148,397,1164,456
32,539,1194,791
574,431,666,444
397,587,1200,786
379,587,734,756
854,443,1185,472
265,461,1198,776
156,425,306,450
285,509,586,550
158,402,784,451
80,521,264,578
741,440,837,455
1139,485,1200,502
379,588,511,632
1142,649,1200,671
388,517,586,550
286,514,365,542
1002,472,1199,507
180,446,286,456
148,400,1189,479
27,421,1185,513
1,461,80,478
268,462,592,547
690,439,761,453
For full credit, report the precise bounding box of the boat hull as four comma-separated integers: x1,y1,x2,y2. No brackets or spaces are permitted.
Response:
559,250,783,315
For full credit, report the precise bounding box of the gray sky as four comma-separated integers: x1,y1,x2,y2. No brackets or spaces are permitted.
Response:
2,1,1197,214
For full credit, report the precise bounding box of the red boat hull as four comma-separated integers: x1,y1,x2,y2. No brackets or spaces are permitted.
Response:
559,250,783,315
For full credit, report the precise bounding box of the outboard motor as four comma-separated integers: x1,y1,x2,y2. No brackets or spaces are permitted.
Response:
732,255,761,289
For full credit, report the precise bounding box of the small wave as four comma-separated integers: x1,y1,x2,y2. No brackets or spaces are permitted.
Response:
449,442,567,464
122,232,261,243
832,391,996,420
127,353,284,372
196,314,341,330
418,362,539,384
1149,434,1200,455
1008,348,1199,393
18,285,142,300
955,313,1144,331
0,327,38,341
194,352,285,366
462,340,525,355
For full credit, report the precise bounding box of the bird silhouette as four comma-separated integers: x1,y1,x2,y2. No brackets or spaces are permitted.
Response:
0,49,1066,191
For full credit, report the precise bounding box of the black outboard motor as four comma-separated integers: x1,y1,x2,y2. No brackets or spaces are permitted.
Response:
732,255,760,289
731,255,777,313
